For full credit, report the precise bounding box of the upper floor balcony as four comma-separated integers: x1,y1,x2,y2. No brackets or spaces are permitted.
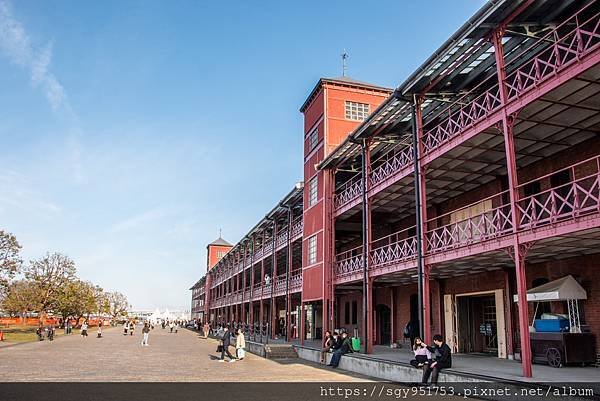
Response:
332,3,600,215
334,154,600,283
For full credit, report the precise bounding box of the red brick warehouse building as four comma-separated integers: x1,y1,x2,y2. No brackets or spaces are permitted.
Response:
191,0,600,378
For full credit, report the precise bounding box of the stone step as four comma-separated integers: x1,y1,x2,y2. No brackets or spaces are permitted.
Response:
264,344,298,359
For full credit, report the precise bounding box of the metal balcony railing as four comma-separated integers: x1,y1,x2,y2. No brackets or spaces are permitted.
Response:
518,156,600,229
370,228,417,268
334,245,364,279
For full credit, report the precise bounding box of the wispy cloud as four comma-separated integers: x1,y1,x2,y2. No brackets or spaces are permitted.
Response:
0,0,85,183
0,170,62,219
0,1,66,110
110,209,167,233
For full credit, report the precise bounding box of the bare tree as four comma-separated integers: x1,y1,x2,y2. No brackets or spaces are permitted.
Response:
24,252,76,322
107,291,129,322
0,230,22,290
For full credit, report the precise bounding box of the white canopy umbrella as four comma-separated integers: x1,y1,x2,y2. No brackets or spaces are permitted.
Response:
513,275,587,302
514,275,587,333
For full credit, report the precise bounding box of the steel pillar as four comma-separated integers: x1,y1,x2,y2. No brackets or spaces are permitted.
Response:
323,168,335,335
271,221,277,338
361,139,373,353
286,206,293,342
503,268,515,359
300,301,305,345
492,28,532,378
412,99,430,343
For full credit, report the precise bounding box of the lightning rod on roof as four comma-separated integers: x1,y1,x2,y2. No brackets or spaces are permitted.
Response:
341,49,348,77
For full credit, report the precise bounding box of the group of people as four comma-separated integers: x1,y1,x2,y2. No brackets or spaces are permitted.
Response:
123,320,137,336
319,330,355,368
317,327,452,385
35,325,55,341
215,326,246,363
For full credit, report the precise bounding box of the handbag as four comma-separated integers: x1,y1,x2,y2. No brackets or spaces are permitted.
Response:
216,344,223,353
237,348,245,359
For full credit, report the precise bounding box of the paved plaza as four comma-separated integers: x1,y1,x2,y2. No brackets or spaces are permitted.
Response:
0,326,370,382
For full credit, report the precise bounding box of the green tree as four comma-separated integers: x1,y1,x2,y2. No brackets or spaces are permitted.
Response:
1,280,39,319
0,230,22,290
55,280,95,324
24,252,76,322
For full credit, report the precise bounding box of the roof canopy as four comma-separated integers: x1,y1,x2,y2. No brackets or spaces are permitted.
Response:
514,275,587,302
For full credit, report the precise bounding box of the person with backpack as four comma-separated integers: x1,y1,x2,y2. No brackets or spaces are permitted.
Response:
328,331,353,368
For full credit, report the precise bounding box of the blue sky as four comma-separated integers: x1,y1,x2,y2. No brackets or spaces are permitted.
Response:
0,0,484,310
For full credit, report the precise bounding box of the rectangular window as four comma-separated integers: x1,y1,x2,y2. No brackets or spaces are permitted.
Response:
308,176,318,207
344,302,350,325
216,251,225,259
308,235,317,265
351,300,358,324
345,101,370,121
308,127,318,151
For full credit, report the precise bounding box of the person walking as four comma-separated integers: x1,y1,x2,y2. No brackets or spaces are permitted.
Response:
141,323,150,346
328,331,353,368
235,328,246,360
320,330,333,364
203,322,210,339
81,321,89,338
218,326,236,363
123,321,128,335
97,320,103,338
169,322,174,333
129,321,135,336
421,334,452,385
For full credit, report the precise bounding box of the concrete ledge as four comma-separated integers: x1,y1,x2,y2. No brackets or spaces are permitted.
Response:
246,340,267,358
294,345,493,383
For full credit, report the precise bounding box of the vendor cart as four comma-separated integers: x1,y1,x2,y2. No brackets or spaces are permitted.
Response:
515,275,596,367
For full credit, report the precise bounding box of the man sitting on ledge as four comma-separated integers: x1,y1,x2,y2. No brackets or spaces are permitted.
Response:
421,334,452,385
328,330,353,368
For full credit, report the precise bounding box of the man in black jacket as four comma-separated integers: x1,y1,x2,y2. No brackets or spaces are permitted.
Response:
328,331,353,368
422,334,452,384
219,326,236,363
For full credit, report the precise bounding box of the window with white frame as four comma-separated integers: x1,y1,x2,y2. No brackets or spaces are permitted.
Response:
308,235,317,265
308,176,318,206
308,126,318,151
216,250,226,259
345,101,370,121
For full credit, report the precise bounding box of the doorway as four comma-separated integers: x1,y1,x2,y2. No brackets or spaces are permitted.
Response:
376,304,391,345
444,289,507,358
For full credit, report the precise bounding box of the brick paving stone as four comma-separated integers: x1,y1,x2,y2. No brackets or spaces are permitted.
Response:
0,325,371,382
